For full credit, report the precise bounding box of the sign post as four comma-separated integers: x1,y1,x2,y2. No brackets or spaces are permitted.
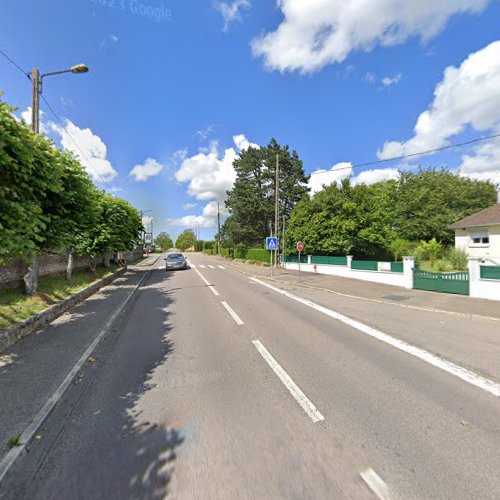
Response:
266,237,279,276
297,241,304,282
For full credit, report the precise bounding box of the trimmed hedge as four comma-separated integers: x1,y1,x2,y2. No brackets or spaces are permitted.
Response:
234,245,248,259
246,248,270,263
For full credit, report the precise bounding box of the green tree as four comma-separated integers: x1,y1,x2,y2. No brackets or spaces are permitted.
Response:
395,168,496,244
225,138,309,246
155,232,174,252
175,229,196,251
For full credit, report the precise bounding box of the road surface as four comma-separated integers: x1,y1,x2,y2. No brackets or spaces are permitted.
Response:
1,253,500,499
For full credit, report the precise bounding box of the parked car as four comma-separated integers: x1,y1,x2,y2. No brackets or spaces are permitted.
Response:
165,253,189,271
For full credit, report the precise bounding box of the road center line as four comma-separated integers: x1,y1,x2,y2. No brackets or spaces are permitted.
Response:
250,277,500,399
360,468,389,500
208,265,215,269
218,265,225,269
221,301,244,325
195,269,219,296
252,340,325,423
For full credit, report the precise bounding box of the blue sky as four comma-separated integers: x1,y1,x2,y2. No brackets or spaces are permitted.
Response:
1,0,500,240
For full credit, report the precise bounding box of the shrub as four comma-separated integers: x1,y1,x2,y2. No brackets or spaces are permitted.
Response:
234,244,248,259
388,238,413,261
246,248,270,263
415,238,442,264
447,247,468,271
220,247,232,258
435,259,453,272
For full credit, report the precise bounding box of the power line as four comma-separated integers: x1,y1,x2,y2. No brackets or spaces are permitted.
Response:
40,94,115,192
0,47,29,78
311,132,500,176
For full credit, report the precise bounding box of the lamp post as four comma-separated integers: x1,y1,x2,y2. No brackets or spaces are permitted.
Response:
30,63,89,134
24,63,89,294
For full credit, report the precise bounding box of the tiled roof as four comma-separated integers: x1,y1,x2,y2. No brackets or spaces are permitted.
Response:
449,204,500,229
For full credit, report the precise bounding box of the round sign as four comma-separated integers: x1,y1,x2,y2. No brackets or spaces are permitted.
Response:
297,241,304,252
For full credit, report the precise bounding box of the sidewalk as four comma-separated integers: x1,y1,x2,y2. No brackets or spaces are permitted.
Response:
205,254,500,321
0,256,160,463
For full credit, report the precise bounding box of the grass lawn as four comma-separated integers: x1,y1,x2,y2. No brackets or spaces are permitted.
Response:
417,260,467,273
0,265,119,329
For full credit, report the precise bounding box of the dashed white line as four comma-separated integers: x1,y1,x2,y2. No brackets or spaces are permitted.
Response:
199,265,206,269
250,277,500,399
218,265,225,269
360,468,389,500
208,265,215,269
195,269,219,296
221,301,244,325
190,263,197,268
252,340,324,423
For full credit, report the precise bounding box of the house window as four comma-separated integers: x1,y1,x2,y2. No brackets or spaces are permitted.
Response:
470,232,489,246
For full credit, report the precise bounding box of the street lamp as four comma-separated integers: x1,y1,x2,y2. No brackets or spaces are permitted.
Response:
29,63,89,134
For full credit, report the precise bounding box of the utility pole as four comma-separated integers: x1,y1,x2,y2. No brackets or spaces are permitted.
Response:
269,221,273,275
217,201,221,256
282,214,286,269
274,153,280,270
31,68,40,134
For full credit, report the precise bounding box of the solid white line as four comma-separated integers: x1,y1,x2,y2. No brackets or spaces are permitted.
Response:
195,269,219,296
360,469,389,500
208,265,215,269
221,301,244,325
250,277,500,399
0,271,149,485
190,263,197,268
199,265,206,269
252,340,325,423
218,265,225,269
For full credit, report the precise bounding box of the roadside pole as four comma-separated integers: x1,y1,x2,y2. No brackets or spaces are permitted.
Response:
274,153,280,272
282,215,286,269
217,202,221,256
269,223,273,276
297,241,304,282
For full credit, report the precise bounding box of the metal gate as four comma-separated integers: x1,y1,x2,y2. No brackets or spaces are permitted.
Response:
413,269,469,296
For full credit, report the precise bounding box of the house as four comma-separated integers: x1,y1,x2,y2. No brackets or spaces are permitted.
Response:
449,203,500,262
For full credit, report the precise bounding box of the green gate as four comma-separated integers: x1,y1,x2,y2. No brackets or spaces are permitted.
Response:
413,269,469,295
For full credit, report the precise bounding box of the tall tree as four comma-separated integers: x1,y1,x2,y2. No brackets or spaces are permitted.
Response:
175,229,196,251
155,232,174,252
225,138,309,246
395,168,497,244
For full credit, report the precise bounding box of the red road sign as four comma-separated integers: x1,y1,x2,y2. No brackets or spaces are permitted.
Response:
297,241,304,252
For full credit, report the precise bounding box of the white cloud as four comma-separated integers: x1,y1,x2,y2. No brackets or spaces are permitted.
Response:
233,133,259,152
308,162,353,194
51,120,118,182
182,203,197,210
378,40,500,184
168,201,229,229
175,134,256,201
251,0,489,73
381,73,402,87
193,125,216,141
215,0,251,32
129,157,164,182
353,168,400,185
19,107,49,134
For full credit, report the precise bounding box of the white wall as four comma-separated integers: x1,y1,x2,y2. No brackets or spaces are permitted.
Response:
455,226,500,260
284,262,409,288
468,258,500,301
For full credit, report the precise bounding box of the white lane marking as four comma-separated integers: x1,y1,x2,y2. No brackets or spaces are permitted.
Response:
208,265,215,269
195,269,219,296
218,265,225,269
360,469,389,500
221,301,244,326
250,278,500,399
199,265,206,269
158,265,164,270
189,263,197,269
0,271,149,485
252,340,325,423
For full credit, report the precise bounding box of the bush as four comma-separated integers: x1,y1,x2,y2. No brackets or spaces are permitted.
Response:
246,248,270,263
234,244,248,259
220,247,232,258
447,247,468,271
415,238,442,264
388,238,414,261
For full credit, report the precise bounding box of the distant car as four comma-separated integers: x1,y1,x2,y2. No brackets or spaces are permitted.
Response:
164,253,188,271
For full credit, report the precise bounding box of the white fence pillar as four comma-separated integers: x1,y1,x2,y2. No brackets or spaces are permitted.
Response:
346,255,353,268
403,256,415,289
307,255,312,264
468,257,481,298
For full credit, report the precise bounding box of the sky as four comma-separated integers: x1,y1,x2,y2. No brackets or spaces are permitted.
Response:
1,0,500,240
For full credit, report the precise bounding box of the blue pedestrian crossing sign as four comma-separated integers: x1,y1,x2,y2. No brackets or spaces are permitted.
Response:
266,237,278,251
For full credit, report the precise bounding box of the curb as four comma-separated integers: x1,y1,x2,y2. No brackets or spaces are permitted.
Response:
0,268,126,353
206,255,500,325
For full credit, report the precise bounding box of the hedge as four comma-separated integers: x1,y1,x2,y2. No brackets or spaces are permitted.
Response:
246,248,270,263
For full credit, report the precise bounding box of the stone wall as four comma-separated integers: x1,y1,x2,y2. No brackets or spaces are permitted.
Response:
0,249,142,289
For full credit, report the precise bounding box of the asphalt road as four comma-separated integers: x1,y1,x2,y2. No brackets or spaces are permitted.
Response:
2,253,500,499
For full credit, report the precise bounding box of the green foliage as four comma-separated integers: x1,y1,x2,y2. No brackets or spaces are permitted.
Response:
388,238,414,261
220,247,232,258
194,240,204,252
446,247,468,271
246,248,270,263
155,232,174,252
224,138,309,246
415,238,443,264
175,229,197,251
395,168,496,244
234,243,248,259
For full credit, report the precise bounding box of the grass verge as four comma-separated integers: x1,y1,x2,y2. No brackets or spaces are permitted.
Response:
0,266,119,330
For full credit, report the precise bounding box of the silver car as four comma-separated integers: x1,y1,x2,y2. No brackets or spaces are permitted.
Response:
165,253,189,271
